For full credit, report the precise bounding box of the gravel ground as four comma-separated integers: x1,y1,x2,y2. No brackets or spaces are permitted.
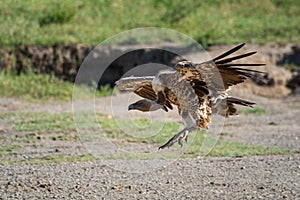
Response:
0,155,299,199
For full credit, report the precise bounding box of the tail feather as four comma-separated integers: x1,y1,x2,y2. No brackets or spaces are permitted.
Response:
227,96,255,107
226,97,255,116
212,96,255,116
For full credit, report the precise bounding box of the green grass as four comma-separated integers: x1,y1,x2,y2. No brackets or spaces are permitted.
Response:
238,107,267,115
10,133,40,143
0,70,114,101
0,112,78,132
0,144,22,157
0,111,295,160
203,140,293,157
10,133,79,143
49,134,80,141
0,0,299,47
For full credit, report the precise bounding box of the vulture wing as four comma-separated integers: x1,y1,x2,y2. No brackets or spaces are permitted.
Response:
115,76,173,110
176,43,266,91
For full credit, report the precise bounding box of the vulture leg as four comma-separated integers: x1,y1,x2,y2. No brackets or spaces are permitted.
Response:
158,126,196,149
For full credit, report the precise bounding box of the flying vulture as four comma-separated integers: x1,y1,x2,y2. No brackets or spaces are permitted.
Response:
115,43,266,149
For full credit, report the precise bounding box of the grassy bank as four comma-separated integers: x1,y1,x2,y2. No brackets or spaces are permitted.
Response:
0,0,299,47
0,70,113,101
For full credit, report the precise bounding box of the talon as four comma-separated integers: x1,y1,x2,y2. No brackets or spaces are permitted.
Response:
185,134,188,143
158,143,170,150
159,128,193,149
178,139,183,147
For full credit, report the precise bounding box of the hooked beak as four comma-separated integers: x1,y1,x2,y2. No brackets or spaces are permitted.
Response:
128,104,135,110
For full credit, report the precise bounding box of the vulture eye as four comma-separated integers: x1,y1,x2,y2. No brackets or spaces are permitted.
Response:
176,61,191,68
184,62,193,67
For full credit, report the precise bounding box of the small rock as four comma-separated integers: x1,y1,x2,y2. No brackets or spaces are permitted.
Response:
268,122,277,125
257,186,265,190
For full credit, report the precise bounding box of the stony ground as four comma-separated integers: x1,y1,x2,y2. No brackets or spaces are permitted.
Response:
1,155,299,199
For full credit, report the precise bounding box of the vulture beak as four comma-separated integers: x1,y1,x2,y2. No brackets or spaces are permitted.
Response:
128,104,135,110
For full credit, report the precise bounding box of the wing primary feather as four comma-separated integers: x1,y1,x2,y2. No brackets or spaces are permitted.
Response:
218,63,266,67
230,67,267,74
215,51,257,64
213,43,246,61
219,66,267,74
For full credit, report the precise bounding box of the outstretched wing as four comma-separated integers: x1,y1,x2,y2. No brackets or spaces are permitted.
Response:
176,43,266,91
115,76,173,109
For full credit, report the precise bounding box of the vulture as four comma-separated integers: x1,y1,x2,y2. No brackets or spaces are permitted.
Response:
115,43,266,149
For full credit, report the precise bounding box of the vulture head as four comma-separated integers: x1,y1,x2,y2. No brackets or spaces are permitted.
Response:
128,99,168,112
